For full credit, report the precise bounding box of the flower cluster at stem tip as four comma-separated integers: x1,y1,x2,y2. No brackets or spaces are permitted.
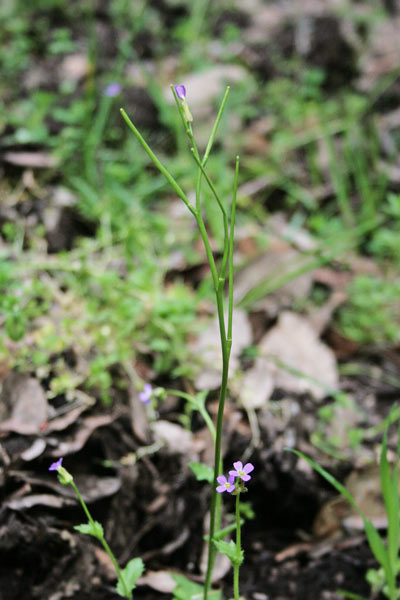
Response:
174,83,193,122
216,461,254,493
49,457,73,484
174,84,186,100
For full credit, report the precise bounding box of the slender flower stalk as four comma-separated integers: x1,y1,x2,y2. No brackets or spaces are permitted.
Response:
214,461,254,599
49,459,132,600
233,492,241,600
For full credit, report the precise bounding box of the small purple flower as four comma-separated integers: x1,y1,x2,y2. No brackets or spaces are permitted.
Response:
229,461,254,482
174,84,186,100
104,82,122,97
49,457,63,471
216,474,235,493
139,383,153,404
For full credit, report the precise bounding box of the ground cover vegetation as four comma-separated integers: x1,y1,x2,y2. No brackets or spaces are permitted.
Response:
1,0,400,598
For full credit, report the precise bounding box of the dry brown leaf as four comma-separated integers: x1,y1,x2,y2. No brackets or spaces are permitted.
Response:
151,420,194,457
313,463,392,539
49,414,117,456
0,373,48,435
3,151,57,168
137,570,176,593
6,493,75,511
45,396,95,433
358,17,400,91
60,53,89,82
20,438,47,461
239,311,338,408
233,238,314,314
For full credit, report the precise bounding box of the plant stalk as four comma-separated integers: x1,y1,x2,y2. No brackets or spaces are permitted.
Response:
234,492,241,600
71,481,131,600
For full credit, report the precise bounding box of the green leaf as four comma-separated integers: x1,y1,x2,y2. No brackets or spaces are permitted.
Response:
380,422,399,572
213,539,243,566
171,573,222,600
287,448,394,588
364,519,392,586
188,461,214,483
74,521,104,539
337,590,367,600
116,557,144,597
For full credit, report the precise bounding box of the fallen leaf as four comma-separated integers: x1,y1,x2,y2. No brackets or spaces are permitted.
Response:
20,438,47,461
6,493,75,511
2,151,57,168
0,373,48,435
233,238,314,314
313,463,392,539
60,53,89,82
151,421,194,457
49,414,117,456
239,311,338,408
137,570,176,593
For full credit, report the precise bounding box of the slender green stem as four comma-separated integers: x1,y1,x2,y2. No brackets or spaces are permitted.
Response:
122,87,235,600
120,108,196,217
233,492,241,600
195,213,219,290
71,481,131,599
190,149,229,281
166,389,216,442
203,325,230,599
228,157,239,343
202,87,230,167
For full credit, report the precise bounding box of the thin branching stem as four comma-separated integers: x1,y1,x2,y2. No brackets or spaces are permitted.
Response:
71,481,131,599
120,108,196,218
122,89,236,600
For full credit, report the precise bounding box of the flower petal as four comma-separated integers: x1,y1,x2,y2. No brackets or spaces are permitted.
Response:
174,84,186,100
216,474,227,485
233,461,243,472
229,470,238,477
243,463,254,474
227,484,235,492
241,474,251,482
104,82,122,97
143,383,152,395
49,458,63,471
216,485,227,493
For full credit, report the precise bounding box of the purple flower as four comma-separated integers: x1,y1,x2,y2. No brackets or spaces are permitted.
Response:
174,84,186,100
139,383,153,404
104,82,122,97
216,474,235,493
229,461,254,482
49,457,63,471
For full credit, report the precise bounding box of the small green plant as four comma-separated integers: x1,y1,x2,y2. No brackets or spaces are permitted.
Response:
49,458,144,599
289,408,400,600
338,275,400,345
121,83,241,599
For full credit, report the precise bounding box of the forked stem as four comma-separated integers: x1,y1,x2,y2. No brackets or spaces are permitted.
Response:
121,88,238,600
